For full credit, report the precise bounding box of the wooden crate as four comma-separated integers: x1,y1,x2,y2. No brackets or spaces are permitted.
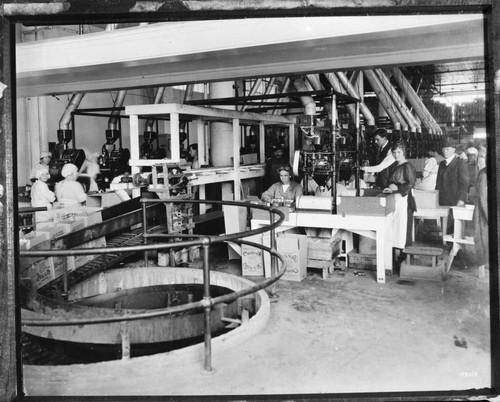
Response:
414,190,440,209
307,237,341,260
347,251,376,270
336,194,396,216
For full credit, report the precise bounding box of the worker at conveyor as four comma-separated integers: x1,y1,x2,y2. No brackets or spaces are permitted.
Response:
361,128,394,189
31,168,56,209
29,150,52,182
382,141,417,251
261,164,303,205
55,163,87,206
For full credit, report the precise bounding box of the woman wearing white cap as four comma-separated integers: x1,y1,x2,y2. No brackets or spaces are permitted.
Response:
55,163,87,206
29,151,52,181
31,168,55,209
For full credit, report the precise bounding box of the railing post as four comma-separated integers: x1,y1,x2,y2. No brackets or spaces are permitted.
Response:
61,261,68,302
270,210,277,297
142,199,148,266
202,239,213,372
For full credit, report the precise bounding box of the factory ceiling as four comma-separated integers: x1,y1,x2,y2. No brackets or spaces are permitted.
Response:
16,14,485,99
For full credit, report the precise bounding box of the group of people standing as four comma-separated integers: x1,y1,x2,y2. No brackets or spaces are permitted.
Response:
260,127,489,273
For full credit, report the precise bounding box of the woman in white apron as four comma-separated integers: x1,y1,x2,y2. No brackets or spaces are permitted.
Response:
382,142,417,251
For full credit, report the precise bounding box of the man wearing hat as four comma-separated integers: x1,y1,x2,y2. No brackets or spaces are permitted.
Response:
361,128,394,189
436,137,470,209
29,151,52,181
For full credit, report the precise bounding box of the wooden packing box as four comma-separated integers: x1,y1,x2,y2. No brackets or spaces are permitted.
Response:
336,194,396,216
66,236,107,271
347,251,377,270
414,190,440,209
307,237,341,260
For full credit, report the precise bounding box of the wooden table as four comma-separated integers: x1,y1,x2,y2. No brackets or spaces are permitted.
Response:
251,211,394,283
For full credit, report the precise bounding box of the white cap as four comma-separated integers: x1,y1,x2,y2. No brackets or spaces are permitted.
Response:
466,147,478,155
61,163,78,178
40,151,52,159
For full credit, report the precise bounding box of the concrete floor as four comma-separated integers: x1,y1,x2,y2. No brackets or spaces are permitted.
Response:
22,243,494,399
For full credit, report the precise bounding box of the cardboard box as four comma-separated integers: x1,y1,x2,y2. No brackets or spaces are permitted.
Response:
276,234,308,281
347,251,377,270
241,234,264,276
86,192,122,208
57,217,87,234
36,223,67,239
414,190,439,209
19,231,50,251
336,194,396,216
31,256,66,289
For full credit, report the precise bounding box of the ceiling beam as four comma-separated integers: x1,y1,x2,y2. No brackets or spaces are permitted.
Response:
16,15,484,97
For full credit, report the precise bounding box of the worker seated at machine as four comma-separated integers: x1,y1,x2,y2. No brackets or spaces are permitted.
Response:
261,164,303,206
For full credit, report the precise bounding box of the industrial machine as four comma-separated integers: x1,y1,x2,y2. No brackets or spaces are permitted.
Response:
98,128,131,189
49,128,89,190
292,90,362,213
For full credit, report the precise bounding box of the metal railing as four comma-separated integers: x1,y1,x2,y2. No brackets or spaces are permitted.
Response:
20,199,287,371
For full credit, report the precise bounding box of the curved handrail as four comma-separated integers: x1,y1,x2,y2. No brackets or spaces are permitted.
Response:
20,198,288,370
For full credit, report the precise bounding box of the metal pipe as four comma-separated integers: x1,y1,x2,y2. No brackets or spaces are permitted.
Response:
363,69,405,132
335,72,375,126
58,93,85,130
142,200,148,266
290,76,316,116
391,68,442,135
202,240,212,372
108,90,127,131
374,69,420,133
272,77,291,115
323,73,357,121
306,74,332,116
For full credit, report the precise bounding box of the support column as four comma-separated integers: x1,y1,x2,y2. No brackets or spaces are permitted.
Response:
209,81,235,200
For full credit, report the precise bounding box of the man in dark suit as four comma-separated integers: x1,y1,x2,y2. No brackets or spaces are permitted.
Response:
436,137,470,238
362,128,393,189
436,137,470,207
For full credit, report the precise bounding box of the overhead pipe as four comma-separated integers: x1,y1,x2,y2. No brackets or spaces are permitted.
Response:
290,76,316,116
306,74,332,116
58,93,85,132
335,72,375,127
272,77,291,115
367,69,408,132
374,69,420,133
391,68,442,136
108,90,127,131
363,69,405,132
323,73,357,122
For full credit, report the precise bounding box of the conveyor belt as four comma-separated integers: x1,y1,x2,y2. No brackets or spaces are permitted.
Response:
39,228,145,299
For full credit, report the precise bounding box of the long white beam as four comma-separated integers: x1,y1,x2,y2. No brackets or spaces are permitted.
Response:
16,15,484,97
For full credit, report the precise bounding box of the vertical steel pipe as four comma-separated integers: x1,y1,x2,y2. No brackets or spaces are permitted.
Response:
202,240,213,372
323,73,357,122
270,211,277,296
142,201,148,266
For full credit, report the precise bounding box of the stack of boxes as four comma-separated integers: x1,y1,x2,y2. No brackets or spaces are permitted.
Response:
19,206,106,289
